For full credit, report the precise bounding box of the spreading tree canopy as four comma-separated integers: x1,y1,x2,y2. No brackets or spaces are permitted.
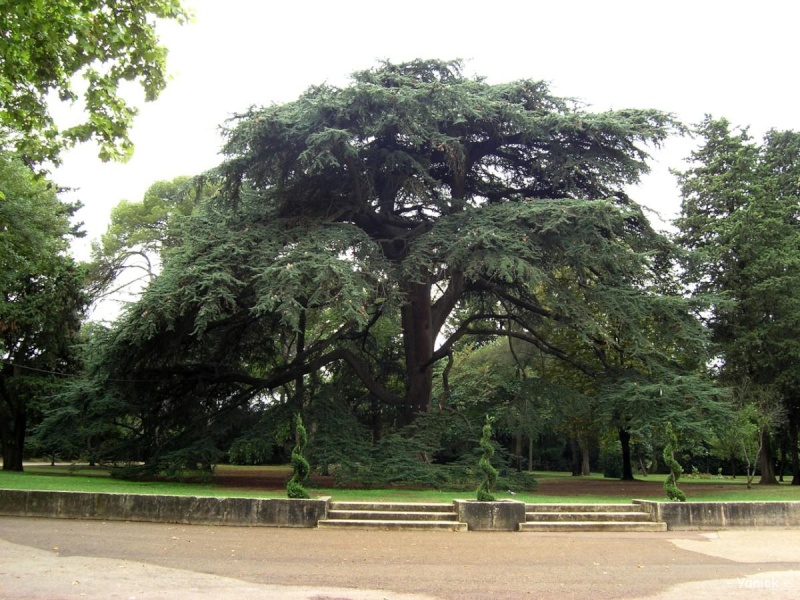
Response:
85,60,707,468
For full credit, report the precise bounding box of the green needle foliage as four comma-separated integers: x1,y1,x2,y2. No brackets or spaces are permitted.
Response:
477,415,498,501
287,415,310,499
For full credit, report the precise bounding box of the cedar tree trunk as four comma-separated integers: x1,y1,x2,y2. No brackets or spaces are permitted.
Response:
569,438,581,476
0,404,26,472
580,437,591,476
619,428,635,481
399,282,434,425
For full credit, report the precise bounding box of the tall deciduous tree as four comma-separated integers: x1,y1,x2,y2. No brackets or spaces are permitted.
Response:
85,60,702,468
0,153,87,470
0,0,187,164
88,175,212,305
675,117,800,484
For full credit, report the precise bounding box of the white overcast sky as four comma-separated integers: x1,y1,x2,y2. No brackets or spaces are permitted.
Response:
56,0,800,259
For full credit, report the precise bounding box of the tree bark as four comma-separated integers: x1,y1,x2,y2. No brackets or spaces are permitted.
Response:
514,433,523,472
758,427,779,485
528,437,534,471
580,437,591,476
0,407,26,472
569,438,581,476
790,406,800,485
1,369,26,472
619,428,635,481
293,308,306,413
399,282,434,425
370,395,382,444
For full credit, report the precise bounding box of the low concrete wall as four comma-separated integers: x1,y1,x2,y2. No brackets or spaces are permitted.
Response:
5,490,797,531
0,490,328,528
454,499,526,531
634,500,800,530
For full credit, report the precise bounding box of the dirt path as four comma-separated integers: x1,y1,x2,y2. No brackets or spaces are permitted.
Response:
2,517,799,599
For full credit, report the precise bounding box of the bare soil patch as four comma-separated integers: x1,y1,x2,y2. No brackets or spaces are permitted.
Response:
531,475,726,498
212,466,332,491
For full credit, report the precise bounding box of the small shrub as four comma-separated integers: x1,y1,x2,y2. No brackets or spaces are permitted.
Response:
499,469,538,492
477,415,498,501
663,423,686,502
287,415,310,499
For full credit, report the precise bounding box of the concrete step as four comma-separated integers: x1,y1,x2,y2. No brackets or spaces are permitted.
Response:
526,511,654,523
318,501,666,533
519,521,667,533
525,503,645,513
328,502,454,513
318,519,467,531
322,502,465,531
328,509,459,522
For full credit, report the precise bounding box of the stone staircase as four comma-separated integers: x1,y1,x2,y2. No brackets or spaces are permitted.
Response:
520,503,667,532
317,501,467,531
316,501,666,532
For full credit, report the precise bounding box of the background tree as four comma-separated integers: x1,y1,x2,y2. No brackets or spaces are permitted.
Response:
457,263,725,481
0,0,187,164
675,117,800,484
88,175,213,307
28,323,119,466
710,387,784,487
437,339,549,472
0,152,87,470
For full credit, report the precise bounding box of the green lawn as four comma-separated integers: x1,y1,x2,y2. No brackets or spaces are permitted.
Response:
0,468,273,498
525,470,800,503
0,464,798,503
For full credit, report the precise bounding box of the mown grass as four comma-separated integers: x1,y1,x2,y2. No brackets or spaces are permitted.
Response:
526,471,800,503
0,468,276,498
0,464,798,503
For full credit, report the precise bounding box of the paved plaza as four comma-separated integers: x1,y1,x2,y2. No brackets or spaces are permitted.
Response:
1,517,799,599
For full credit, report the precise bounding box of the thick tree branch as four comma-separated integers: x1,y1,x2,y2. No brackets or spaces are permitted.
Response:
431,270,465,337
465,327,599,377
471,278,555,319
429,311,598,377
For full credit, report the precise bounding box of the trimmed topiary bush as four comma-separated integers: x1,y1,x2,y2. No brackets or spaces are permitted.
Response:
663,422,686,502
287,414,311,499
476,415,498,501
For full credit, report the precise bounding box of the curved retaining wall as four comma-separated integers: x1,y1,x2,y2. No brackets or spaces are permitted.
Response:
634,500,800,530
0,489,328,528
